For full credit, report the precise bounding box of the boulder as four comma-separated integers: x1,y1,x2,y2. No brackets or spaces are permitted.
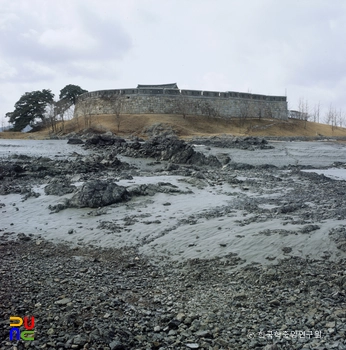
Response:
189,136,273,150
85,135,126,146
130,136,221,167
67,138,84,144
45,179,76,196
69,180,128,208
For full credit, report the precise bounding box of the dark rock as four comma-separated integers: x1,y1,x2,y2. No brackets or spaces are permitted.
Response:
17,233,31,241
67,138,84,144
44,179,76,196
73,334,88,345
257,163,278,169
85,135,126,146
0,163,25,178
12,164,25,173
268,299,281,306
109,340,126,350
165,163,180,171
279,203,302,214
337,241,346,252
217,153,231,165
299,170,332,182
55,298,71,305
69,180,128,208
300,224,320,234
168,319,181,329
195,330,212,338
264,345,279,350
89,135,221,167
227,163,255,170
189,136,273,150
140,136,221,167
126,182,187,197
329,226,346,252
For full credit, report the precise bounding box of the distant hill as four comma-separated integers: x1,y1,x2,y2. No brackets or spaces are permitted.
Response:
1,114,346,140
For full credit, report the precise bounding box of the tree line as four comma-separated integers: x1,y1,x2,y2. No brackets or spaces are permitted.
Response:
290,97,346,131
5,84,87,132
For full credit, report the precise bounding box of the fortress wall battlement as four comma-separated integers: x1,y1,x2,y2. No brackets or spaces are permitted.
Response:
75,87,288,120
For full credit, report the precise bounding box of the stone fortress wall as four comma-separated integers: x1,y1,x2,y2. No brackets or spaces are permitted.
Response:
74,83,288,120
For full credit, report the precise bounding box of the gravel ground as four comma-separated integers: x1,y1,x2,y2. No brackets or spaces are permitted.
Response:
1,235,346,350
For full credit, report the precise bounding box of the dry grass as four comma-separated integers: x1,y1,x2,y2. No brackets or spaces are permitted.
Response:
2,114,346,140
0,131,47,140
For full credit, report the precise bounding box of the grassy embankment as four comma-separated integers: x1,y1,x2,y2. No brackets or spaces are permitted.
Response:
1,114,346,140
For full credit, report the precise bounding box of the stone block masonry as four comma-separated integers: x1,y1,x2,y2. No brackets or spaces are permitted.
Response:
74,83,288,120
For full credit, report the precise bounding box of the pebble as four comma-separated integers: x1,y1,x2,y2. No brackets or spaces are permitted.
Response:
55,297,71,305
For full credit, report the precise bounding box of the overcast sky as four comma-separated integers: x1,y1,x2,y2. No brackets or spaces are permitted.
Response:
1,0,346,126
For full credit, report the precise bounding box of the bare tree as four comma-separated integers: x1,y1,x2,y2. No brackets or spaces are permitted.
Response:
54,98,72,133
303,100,310,129
45,103,57,133
257,101,265,120
78,98,93,128
263,103,273,119
74,113,81,131
298,97,310,129
62,104,76,133
71,103,82,131
113,96,124,132
200,101,220,119
325,104,337,131
312,102,321,123
45,100,70,134
173,96,192,119
65,104,75,121
238,100,250,127
336,109,344,128
239,99,259,126
101,93,125,132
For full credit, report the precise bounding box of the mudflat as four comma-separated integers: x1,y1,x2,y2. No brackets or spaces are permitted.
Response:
1,135,346,349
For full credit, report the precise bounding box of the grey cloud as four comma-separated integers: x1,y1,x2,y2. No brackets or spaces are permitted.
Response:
2,0,346,125
0,3,132,83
